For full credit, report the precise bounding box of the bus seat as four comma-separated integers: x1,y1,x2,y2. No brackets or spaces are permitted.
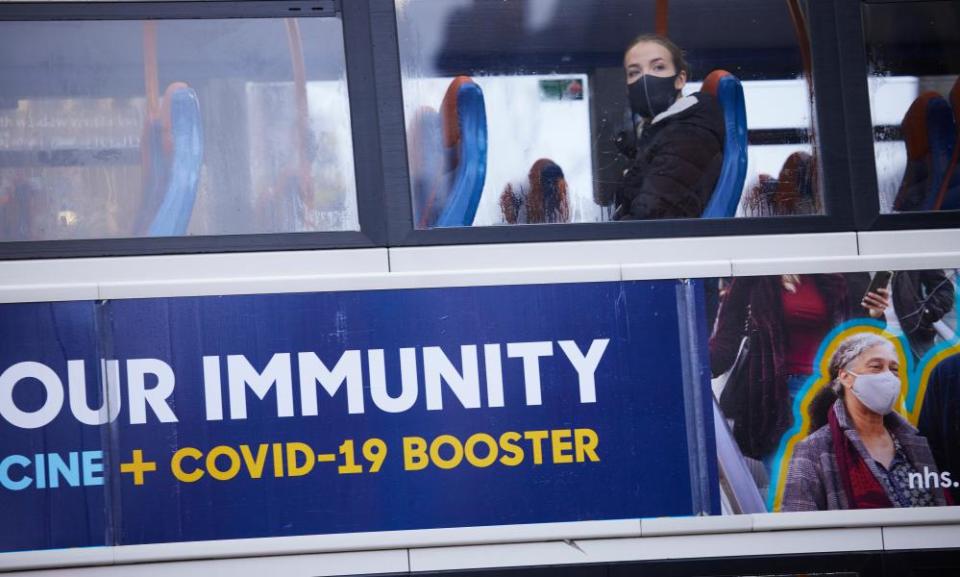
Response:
933,78,960,210
500,180,525,224
0,177,44,241
137,106,167,233
893,91,955,212
741,173,777,217
141,82,203,236
700,70,748,219
529,158,569,224
435,76,487,227
774,151,816,214
409,106,445,228
498,159,569,224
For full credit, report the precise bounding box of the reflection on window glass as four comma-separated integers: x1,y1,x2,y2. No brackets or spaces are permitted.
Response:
864,0,960,214
0,17,358,241
397,0,823,228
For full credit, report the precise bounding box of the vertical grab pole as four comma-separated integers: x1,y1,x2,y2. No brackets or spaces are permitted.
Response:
137,21,160,236
143,22,159,117
285,19,316,228
787,0,815,146
787,0,814,95
655,0,669,36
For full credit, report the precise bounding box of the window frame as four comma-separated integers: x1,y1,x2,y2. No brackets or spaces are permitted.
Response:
839,0,960,231
0,0,388,259
5,0,946,258
374,0,859,247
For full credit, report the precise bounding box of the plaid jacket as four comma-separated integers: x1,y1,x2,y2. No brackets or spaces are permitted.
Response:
781,400,949,511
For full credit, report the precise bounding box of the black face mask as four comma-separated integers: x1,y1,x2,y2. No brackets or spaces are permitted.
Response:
628,74,679,119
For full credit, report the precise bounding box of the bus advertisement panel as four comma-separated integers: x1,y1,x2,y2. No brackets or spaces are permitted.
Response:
0,280,715,552
710,270,960,514
1,268,958,554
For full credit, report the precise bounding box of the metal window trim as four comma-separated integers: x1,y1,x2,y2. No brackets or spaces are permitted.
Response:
0,0,387,260
837,0,960,231
374,0,866,247
3,0,956,259
0,1,342,21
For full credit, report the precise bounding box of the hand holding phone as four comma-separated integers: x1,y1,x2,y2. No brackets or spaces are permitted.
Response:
862,271,892,318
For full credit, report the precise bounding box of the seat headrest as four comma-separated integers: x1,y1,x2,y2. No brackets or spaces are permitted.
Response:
528,158,568,223
901,91,942,161
775,151,814,207
702,70,732,97
440,76,477,148
159,82,191,154
701,69,747,218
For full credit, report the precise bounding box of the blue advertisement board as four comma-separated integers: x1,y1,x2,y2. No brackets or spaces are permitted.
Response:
0,280,717,553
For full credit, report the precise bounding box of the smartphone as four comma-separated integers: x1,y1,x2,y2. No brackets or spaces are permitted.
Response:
865,270,893,298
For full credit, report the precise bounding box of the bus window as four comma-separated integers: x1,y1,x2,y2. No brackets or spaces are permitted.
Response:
864,0,960,214
0,16,358,241
396,0,824,229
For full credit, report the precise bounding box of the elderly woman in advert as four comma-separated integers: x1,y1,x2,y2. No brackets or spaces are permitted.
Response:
781,333,951,511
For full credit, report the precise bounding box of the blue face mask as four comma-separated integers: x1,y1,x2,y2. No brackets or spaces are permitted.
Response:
847,370,901,415
628,73,679,119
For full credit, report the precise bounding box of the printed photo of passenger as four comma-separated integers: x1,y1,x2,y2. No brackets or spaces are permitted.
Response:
845,270,956,362
709,274,868,467
782,333,951,511
709,269,959,512
919,351,960,503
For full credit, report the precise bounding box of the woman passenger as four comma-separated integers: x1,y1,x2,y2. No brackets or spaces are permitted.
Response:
781,333,950,511
613,34,725,220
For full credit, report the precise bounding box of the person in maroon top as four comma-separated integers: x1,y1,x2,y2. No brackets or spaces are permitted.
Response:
710,274,884,465
781,275,832,377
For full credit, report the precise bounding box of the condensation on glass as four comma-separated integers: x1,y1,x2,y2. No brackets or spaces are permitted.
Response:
396,0,823,229
863,0,960,214
0,17,358,241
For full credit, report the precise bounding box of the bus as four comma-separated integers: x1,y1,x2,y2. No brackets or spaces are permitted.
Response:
0,0,958,576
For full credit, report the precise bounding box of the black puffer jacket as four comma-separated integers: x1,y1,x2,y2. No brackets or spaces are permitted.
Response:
614,92,725,220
